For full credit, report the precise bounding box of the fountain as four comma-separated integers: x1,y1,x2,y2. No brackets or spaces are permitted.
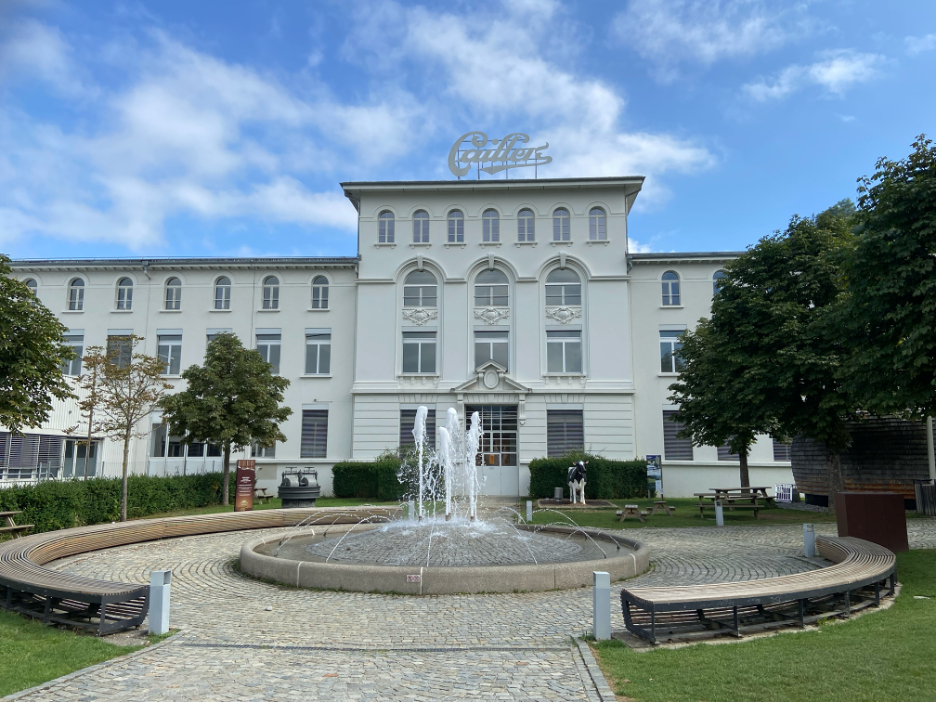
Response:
240,406,649,594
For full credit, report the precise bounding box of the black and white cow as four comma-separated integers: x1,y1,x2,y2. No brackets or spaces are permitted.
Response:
567,460,587,505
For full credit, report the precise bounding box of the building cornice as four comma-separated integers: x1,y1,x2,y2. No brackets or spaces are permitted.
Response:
628,251,743,265
10,256,360,273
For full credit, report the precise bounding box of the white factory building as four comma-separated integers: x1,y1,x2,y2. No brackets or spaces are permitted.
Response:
6,175,795,497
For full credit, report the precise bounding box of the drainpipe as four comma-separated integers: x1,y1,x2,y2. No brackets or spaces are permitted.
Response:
927,417,935,481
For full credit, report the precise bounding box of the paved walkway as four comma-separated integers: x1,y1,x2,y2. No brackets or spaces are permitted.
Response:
8,520,936,701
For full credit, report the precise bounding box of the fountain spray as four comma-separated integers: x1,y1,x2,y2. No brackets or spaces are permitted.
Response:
412,405,428,520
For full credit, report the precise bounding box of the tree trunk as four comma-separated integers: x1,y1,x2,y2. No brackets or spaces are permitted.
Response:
120,432,130,522
826,450,844,514
222,444,231,506
739,451,751,492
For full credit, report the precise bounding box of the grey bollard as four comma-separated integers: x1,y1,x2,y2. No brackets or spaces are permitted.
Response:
149,570,172,635
554,487,564,501
526,500,533,522
715,501,724,527
592,571,611,640
804,523,816,558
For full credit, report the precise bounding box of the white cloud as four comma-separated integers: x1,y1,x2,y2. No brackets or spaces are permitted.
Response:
743,50,885,101
905,33,936,54
612,0,816,80
0,18,95,97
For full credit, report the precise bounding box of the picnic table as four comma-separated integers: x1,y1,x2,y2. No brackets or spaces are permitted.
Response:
710,486,776,507
0,511,33,539
694,493,761,518
253,487,274,504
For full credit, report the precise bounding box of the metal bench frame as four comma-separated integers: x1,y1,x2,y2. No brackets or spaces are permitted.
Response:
621,536,897,644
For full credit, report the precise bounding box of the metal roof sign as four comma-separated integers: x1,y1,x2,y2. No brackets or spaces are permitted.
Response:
448,131,551,178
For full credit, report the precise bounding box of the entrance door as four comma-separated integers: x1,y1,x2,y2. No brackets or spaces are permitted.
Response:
64,440,97,478
465,405,518,496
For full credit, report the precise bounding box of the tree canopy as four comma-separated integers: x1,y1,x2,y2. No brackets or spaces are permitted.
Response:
159,333,292,504
0,256,75,434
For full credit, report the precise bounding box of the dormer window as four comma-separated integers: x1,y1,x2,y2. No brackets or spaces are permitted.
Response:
447,210,464,243
474,269,508,307
379,210,395,243
553,208,570,242
413,210,429,243
116,278,133,310
482,209,500,242
403,270,437,307
545,268,581,306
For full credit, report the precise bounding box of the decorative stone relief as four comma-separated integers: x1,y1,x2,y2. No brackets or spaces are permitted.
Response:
402,308,438,326
545,306,582,324
474,308,510,325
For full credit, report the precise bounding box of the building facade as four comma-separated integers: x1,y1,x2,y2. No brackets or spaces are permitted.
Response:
6,176,794,496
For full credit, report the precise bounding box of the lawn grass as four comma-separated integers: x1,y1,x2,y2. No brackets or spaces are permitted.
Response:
592,549,936,702
138,496,402,520
0,610,141,697
530,497,839,530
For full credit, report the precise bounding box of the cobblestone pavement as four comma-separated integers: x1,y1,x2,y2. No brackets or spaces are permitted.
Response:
10,519,935,701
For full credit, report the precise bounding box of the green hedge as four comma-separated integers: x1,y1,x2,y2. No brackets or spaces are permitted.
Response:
528,453,649,500
332,457,407,501
0,473,235,535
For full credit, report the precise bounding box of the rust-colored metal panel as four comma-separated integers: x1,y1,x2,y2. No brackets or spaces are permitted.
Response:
234,460,256,512
836,492,908,552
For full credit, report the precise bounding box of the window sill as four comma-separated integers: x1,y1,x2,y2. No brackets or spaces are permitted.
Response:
374,242,396,248
479,242,502,247
160,309,182,313
209,309,232,313
444,242,466,248
543,372,585,377
660,305,684,309
300,374,333,378
585,239,610,245
397,374,440,378
658,372,681,377
514,241,537,247
257,309,280,313
161,375,182,379
409,242,432,248
61,310,84,314
111,309,133,313
550,241,573,247
307,307,329,312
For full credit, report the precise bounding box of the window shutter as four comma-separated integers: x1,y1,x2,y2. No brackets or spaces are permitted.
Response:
773,440,791,461
662,410,693,460
400,410,436,449
300,410,329,458
38,435,63,472
547,410,584,457
717,444,739,461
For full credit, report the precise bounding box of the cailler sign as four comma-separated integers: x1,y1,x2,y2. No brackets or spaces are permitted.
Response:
448,131,551,178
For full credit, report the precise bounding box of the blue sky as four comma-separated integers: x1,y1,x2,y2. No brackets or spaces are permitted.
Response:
1,0,933,259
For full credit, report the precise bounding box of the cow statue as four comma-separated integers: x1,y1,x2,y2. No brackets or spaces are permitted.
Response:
567,460,587,505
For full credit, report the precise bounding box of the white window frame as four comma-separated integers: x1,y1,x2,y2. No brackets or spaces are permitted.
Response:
68,279,84,311
262,276,280,310
482,209,500,242
474,270,509,307
305,331,331,375
588,208,606,240
517,209,535,242
474,330,509,371
62,333,83,376
413,210,429,243
447,210,464,243
157,334,183,375
379,211,395,243
403,271,438,308
662,271,680,306
545,269,582,306
214,277,231,310
552,208,570,242
660,330,684,373
256,333,281,373
311,276,329,309
713,270,726,296
402,331,437,374
165,278,181,310
546,330,582,373
116,278,133,310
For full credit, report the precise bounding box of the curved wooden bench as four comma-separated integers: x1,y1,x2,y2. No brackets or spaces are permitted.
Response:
621,536,897,644
0,506,398,635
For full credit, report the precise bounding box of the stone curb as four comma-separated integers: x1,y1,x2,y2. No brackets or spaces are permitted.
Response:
0,629,186,702
574,638,618,702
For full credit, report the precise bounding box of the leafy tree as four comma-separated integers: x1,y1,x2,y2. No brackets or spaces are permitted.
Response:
0,255,75,433
159,333,292,505
838,135,936,418
77,337,173,521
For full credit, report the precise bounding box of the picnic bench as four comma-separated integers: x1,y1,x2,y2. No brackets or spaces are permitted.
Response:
649,500,675,517
253,487,274,504
695,493,761,518
618,505,646,522
0,506,399,635
0,511,33,539
710,486,776,507
621,536,897,644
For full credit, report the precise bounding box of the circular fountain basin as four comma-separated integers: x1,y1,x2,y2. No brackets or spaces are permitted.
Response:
240,522,649,595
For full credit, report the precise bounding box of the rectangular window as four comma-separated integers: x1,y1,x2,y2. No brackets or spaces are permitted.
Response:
466,405,517,467
206,329,232,346
773,440,792,461
474,330,508,370
400,409,436,449
256,333,281,374
546,330,582,373
402,331,436,373
106,335,132,368
547,410,584,457
474,283,509,307
717,444,740,461
663,410,693,460
660,330,685,373
61,333,83,376
252,443,276,458
305,331,331,374
157,334,182,375
68,286,84,311
545,283,581,306
300,410,328,458
404,284,437,308
448,217,464,243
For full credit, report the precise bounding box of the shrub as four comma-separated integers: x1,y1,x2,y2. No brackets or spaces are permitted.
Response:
332,457,407,501
0,473,235,535
528,453,648,500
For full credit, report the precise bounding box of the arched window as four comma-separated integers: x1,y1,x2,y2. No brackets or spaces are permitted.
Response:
413,210,429,243
713,270,726,296
68,279,84,311
545,268,581,306
262,276,280,310
378,210,395,243
482,209,500,242
589,208,606,240
403,270,437,308
517,209,535,242
553,208,570,242
23,279,37,295
311,275,329,309
474,269,508,307
447,210,464,243
214,276,231,310
116,277,133,310
662,271,680,306
165,277,181,310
